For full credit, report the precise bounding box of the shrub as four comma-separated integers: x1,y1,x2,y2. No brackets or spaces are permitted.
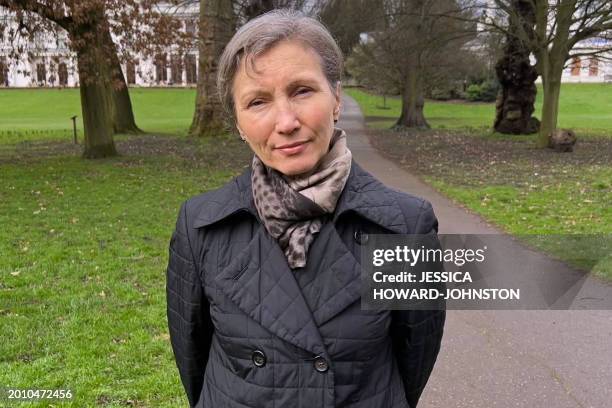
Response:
466,79,500,102
466,84,482,101
430,88,452,100
479,79,500,102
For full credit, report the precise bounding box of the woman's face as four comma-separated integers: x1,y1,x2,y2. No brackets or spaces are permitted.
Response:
232,40,341,176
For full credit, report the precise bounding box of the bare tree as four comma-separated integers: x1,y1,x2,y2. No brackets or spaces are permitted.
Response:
348,0,477,129
318,0,386,57
188,0,234,137
484,0,612,147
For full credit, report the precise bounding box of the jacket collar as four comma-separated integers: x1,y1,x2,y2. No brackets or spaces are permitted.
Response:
202,160,406,357
192,159,406,234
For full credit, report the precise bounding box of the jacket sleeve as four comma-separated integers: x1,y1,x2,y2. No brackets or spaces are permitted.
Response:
391,199,446,408
166,201,214,407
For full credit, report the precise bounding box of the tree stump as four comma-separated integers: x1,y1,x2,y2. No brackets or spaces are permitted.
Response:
549,129,577,152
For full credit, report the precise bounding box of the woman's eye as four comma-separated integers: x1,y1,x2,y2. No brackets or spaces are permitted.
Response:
248,99,264,108
295,88,312,96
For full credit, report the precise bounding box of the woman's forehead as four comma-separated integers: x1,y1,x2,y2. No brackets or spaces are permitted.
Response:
235,40,325,85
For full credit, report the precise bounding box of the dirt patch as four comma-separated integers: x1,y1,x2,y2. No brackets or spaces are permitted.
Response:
366,128,612,187
0,134,253,171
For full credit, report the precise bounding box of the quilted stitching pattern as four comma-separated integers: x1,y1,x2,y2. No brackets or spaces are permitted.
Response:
167,203,215,407
166,162,445,408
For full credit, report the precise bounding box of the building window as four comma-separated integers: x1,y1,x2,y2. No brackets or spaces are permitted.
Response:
126,60,137,85
58,63,68,86
170,55,183,84
185,20,196,35
37,63,47,84
185,54,197,84
589,57,599,76
155,54,167,83
570,57,581,76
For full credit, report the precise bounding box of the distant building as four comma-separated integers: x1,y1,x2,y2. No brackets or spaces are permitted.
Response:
555,38,612,83
474,2,612,84
0,3,199,88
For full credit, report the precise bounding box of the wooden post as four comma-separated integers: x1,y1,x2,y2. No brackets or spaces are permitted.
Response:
71,115,78,144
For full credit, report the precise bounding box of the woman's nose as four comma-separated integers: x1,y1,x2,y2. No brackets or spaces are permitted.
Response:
274,102,300,135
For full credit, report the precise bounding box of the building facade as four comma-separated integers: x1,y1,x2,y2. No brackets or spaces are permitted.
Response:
0,3,199,88
555,38,612,83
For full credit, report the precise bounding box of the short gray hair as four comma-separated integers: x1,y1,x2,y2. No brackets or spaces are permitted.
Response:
217,9,344,121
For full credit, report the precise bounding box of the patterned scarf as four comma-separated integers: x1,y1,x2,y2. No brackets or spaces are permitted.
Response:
251,128,352,269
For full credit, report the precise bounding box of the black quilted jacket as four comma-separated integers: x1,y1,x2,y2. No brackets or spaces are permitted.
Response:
166,160,445,408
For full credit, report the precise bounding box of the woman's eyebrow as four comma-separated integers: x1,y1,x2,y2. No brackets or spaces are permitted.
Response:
286,77,319,88
238,88,270,105
239,76,320,102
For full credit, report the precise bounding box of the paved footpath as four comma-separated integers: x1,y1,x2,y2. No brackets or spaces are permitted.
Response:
339,94,612,408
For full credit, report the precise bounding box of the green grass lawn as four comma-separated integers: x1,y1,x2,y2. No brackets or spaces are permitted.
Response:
2,84,609,142
0,88,197,143
345,83,612,137
0,135,251,407
426,177,612,279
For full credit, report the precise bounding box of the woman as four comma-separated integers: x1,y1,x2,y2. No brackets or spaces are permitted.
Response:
166,9,445,408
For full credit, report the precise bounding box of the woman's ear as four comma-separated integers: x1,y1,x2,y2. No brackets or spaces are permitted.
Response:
333,81,342,121
237,125,246,140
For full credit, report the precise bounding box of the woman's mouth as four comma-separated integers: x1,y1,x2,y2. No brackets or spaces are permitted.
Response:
275,141,309,155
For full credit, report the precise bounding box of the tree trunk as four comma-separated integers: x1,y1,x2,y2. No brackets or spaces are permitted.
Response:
73,25,117,158
110,71,141,134
395,67,429,129
103,27,142,135
189,0,235,137
539,66,563,148
244,0,275,20
494,0,540,134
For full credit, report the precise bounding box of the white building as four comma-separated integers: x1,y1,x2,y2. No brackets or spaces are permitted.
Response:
555,38,612,83
0,3,199,88
475,1,612,84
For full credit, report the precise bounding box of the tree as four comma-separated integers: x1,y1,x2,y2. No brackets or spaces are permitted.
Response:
348,0,477,129
237,0,312,21
318,0,385,57
0,1,187,158
486,1,612,147
103,25,141,135
188,0,235,137
493,0,540,134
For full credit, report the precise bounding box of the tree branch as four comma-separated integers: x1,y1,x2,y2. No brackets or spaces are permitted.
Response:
0,0,73,31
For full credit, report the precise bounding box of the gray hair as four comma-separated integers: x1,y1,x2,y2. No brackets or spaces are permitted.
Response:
217,9,344,121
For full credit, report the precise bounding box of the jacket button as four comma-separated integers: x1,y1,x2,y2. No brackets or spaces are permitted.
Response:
313,356,329,373
252,350,266,367
354,230,369,245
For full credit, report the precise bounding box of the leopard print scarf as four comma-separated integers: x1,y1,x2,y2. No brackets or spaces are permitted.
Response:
251,128,352,269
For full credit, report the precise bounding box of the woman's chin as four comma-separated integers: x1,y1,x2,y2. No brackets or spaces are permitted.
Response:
273,157,319,177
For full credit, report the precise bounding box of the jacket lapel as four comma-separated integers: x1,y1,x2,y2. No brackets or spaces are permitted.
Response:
214,225,328,357
297,161,408,326
292,220,364,328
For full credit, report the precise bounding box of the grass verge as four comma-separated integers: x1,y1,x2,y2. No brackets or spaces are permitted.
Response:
345,84,612,138
0,135,251,407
